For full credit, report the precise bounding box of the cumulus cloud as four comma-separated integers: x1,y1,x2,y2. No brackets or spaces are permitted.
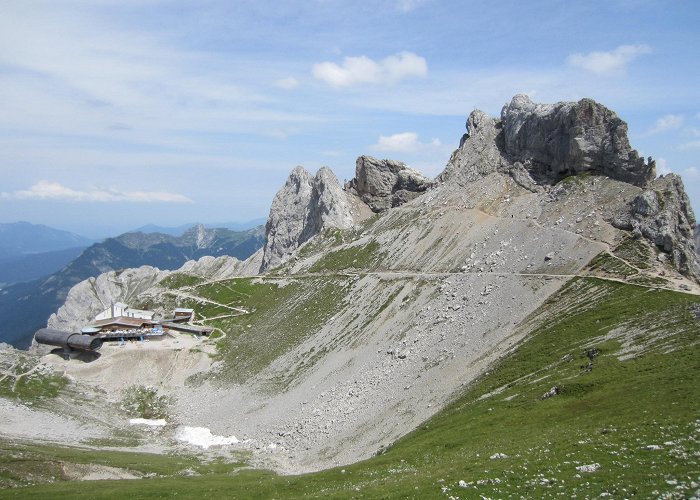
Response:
566,44,650,75
313,52,427,87
1,181,193,203
648,114,684,134
274,76,299,89
372,132,441,152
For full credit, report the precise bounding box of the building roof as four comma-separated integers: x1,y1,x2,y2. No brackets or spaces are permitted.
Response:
174,308,194,314
90,316,157,328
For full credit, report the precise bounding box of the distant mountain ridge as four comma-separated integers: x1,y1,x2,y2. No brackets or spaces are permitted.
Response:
0,224,265,348
0,222,93,258
134,218,267,236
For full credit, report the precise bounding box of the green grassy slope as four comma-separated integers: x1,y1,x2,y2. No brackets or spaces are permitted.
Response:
3,277,698,498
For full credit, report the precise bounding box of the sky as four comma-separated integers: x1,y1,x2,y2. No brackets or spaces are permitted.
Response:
0,0,698,238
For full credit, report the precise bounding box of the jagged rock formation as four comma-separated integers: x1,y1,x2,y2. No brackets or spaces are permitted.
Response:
262,158,432,272
440,94,655,188
500,94,655,186
695,225,700,256
261,167,354,271
439,94,697,279
612,175,698,276
346,155,432,212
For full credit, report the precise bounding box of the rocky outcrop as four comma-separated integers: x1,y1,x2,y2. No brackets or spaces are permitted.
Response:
440,94,655,188
695,225,700,257
612,174,698,277
437,95,700,278
438,109,508,185
500,94,655,186
261,167,354,271
346,156,432,212
179,252,262,279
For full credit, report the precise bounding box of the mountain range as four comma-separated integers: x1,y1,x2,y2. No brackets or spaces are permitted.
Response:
1,95,699,497
0,222,93,259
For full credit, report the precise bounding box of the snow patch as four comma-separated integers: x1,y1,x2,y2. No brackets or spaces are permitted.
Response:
129,418,167,427
176,426,239,449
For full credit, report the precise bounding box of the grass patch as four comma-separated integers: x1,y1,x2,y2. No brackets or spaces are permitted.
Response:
613,237,653,270
194,277,350,388
0,352,67,402
586,251,637,278
159,273,204,290
309,241,384,272
0,440,245,489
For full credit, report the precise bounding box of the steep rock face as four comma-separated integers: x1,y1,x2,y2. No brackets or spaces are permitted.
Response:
261,167,354,271
437,109,540,189
612,174,698,276
347,156,432,212
500,94,655,186
440,94,655,189
695,225,700,256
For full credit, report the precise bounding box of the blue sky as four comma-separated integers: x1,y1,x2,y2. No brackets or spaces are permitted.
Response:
0,0,698,238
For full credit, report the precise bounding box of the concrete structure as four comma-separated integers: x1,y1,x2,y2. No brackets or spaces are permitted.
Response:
94,302,156,322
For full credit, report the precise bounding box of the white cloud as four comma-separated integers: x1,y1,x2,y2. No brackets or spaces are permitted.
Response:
679,140,700,150
682,166,699,179
1,181,193,203
275,76,299,89
263,127,300,140
656,158,672,176
372,132,441,152
396,0,429,12
313,52,427,87
647,114,684,134
566,44,650,75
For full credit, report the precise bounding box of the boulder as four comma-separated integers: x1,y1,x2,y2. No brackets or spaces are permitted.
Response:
347,156,431,212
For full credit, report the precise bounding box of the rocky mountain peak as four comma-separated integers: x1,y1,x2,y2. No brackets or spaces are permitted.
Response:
261,166,353,271
441,94,656,189
181,223,215,249
500,94,655,186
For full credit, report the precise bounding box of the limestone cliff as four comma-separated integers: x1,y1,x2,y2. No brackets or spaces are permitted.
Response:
500,94,655,186
261,167,355,271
